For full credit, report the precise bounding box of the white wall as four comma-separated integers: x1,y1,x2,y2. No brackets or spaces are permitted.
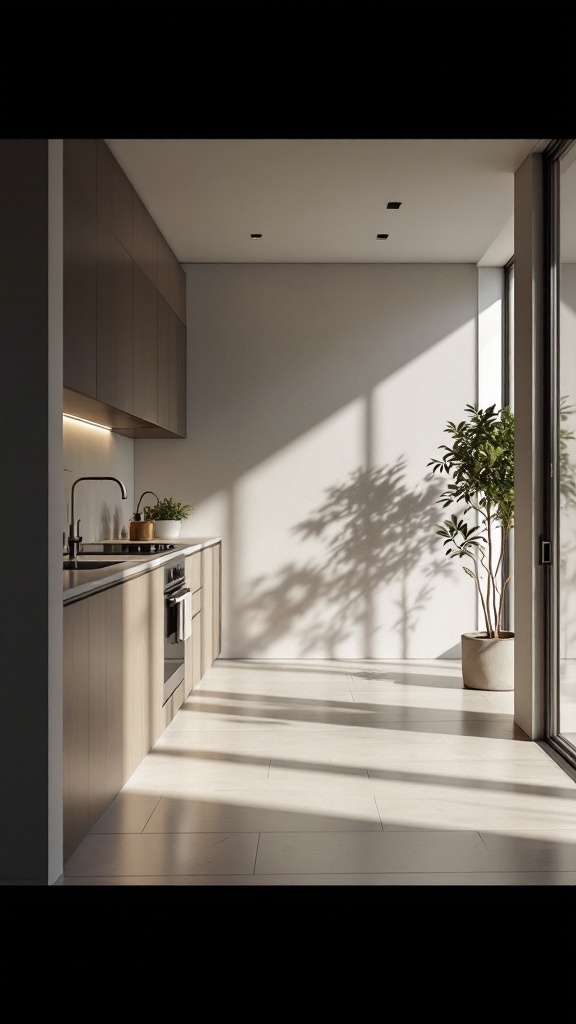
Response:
62,419,134,546
477,268,508,633
136,263,479,659
478,268,503,411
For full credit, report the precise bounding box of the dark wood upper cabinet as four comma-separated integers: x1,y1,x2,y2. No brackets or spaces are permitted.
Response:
133,263,158,424
158,296,186,436
97,221,134,414
97,140,134,257
133,191,158,288
170,253,187,324
63,138,98,396
157,230,172,306
157,294,177,432
64,139,186,438
176,317,187,437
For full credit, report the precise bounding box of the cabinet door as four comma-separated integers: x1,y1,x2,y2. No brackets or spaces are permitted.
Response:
157,230,172,306
192,612,202,690
64,591,124,861
201,546,214,678
188,551,202,593
185,556,203,696
64,584,124,852
133,191,158,288
170,254,187,323
63,138,98,396
184,555,196,697
97,221,134,413
123,573,150,776
123,570,165,768
97,139,134,257
176,317,187,437
63,598,92,862
212,542,222,659
133,262,158,423
88,585,125,827
157,294,177,432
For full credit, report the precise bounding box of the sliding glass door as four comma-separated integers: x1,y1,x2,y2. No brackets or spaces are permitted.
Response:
545,139,576,768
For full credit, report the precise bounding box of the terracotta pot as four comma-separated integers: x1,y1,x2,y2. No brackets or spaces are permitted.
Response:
461,631,514,691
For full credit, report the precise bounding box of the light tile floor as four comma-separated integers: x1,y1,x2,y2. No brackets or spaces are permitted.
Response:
56,658,576,886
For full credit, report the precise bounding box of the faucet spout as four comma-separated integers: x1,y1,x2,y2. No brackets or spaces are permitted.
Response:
67,476,128,561
134,490,160,520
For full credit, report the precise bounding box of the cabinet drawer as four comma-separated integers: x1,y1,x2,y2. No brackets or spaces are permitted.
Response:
191,589,202,617
187,551,202,593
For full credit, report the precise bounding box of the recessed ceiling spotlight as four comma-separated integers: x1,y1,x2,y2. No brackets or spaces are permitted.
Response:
376,233,389,240
250,233,262,238
387,201,402,209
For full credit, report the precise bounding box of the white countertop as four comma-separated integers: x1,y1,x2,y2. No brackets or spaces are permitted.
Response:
63,537,221,603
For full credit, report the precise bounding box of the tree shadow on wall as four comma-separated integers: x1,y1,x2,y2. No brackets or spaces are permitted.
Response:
239,459,450,658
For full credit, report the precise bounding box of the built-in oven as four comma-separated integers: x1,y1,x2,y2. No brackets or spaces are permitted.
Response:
163,560,191,705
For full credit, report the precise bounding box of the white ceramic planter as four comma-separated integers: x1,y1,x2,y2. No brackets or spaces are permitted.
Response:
461,631,514,691
152,520,181,540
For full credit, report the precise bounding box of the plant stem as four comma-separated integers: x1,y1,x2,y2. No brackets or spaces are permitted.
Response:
468,553,491,636
477,548,494,636
494,526,510,636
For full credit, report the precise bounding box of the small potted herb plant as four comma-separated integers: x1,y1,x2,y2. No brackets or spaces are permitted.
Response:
144,496,194,539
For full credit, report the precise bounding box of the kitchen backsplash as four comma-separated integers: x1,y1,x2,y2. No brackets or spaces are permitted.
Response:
63,418,135,547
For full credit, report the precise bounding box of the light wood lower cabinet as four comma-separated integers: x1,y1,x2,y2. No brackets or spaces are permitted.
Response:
184,551,202,698
201,542,222,677
63,544,222,862
62,596,92,860
63,568,163,862
184,543,221,696
211,542,222,661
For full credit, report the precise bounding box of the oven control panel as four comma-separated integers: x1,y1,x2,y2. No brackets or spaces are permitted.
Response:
165,562,186,588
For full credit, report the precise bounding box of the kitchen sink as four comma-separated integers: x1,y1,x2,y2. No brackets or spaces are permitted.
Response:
63,559,128,571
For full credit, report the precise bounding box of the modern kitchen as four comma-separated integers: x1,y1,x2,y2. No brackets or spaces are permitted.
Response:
4,135,576,888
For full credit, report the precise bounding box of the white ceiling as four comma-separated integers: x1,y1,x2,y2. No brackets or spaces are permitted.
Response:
105,138,548,267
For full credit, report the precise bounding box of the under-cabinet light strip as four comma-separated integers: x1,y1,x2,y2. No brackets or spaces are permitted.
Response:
63,414,112,432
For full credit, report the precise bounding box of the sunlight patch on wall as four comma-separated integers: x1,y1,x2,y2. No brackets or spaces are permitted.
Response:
370,317,478,655
478,269,503,412
371,319,477,481
234,398,365,578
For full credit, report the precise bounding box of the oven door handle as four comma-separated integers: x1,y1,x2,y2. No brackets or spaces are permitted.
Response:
168,586,191,606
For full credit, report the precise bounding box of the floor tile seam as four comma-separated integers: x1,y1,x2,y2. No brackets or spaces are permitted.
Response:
118,783,574,799
346,673,356,700
364,766,576,784
477,826,576,836
138,796,162,832
84,826,508,838
252,833,261,875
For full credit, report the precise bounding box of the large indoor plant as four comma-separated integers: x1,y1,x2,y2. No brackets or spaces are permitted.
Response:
144,496,194,540
428,403,515,690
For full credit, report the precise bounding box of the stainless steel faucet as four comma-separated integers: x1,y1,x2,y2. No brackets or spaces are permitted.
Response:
67,476,128,561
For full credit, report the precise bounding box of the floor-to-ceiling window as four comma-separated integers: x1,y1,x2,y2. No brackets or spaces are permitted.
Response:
503,258,514,632
544,139,576,771
504,258,514,410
